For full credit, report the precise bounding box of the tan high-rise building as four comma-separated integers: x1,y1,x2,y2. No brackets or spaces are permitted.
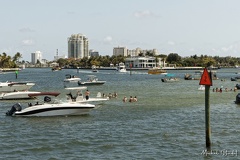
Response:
68,33,89,58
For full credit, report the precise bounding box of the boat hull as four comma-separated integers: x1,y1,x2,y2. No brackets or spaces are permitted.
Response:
64,78,81,82
12,103,95,117
78,81,105,85
0,82,35,92
148,69,167,75
0,91,41,100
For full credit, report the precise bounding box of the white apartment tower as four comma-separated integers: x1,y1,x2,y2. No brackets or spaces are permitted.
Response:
31,51,42,64
68,33,89,59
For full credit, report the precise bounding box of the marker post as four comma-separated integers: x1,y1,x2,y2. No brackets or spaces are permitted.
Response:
199,67,212,150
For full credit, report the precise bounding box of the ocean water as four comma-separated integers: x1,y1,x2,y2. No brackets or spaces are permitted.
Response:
0,68,240,160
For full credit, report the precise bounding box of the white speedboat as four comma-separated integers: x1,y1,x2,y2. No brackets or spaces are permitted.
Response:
6,92,95,117
63,74,81,82
161,74,179,82
161,77,179,82
92,65,98,72
0,81,35,92
65,86,109,103
116,62,127,72
0,91,41,100
78,75,106,85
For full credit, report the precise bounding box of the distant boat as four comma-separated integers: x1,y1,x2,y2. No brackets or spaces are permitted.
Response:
52,66,61,71
161,74,179,82
184,70,219,80
116,62,127,72
0,81,35,92
92,65,98,72
64,74,81,82
78,75,105,85
148,67,167,75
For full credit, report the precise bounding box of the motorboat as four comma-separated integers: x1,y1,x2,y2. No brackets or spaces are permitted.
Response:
0,81,35,92
231,76,240,81
0,91,41,100
63,74,81,82
6,92,95,117
52,66,61,71
184,73,193,80
161,74,179,82
78,75,106,85
148,67,167,75
235,93,240,104
161,77,179,82
92,65,98,72
116,62,127,72
184,71,219,80
65,86,109,103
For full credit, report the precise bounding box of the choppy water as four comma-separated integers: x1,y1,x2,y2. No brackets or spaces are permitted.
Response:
0,68,240,160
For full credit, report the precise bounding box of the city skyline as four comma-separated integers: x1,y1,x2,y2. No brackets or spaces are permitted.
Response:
1,0,240,61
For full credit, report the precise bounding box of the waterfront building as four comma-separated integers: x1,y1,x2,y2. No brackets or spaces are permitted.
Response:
113,46,159,57
125,56,166,68
68,33,89,59
31,51,42,64
89,49,99,57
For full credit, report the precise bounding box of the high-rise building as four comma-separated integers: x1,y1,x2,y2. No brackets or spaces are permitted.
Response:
68,33,89,59
113,47,128,56
31,51,42,64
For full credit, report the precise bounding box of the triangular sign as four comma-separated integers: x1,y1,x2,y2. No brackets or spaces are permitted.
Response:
199,68,212,86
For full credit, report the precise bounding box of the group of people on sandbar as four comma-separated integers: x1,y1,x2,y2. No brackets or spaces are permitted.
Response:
122,96,137,102
213,86,238,92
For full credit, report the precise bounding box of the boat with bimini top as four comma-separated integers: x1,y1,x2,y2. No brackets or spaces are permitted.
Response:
64,74,81,82
78,75,106,86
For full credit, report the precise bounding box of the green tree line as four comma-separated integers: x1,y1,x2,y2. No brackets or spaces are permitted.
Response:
0,52,22,68
1,52,239,68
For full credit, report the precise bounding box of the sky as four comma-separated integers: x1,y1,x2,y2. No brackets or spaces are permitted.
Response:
1,0,240,61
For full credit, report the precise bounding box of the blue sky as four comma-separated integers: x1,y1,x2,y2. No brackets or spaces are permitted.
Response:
1,0,240,61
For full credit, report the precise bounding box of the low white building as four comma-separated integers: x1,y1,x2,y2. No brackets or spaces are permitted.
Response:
125,56,166,68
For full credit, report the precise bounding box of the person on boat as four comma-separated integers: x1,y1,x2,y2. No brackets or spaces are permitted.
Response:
133,96,138,102
85,90,90,100
122,96,127,102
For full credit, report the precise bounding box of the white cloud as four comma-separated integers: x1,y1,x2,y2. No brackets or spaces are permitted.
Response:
103,36,113,43
134,10,160,18
22,39,34,46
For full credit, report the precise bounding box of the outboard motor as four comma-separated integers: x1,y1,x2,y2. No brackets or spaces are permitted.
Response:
6,103,22,116
236,84,240,90
235,93,240,104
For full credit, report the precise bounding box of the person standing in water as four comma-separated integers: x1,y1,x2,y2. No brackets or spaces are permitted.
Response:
85,90,90,100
